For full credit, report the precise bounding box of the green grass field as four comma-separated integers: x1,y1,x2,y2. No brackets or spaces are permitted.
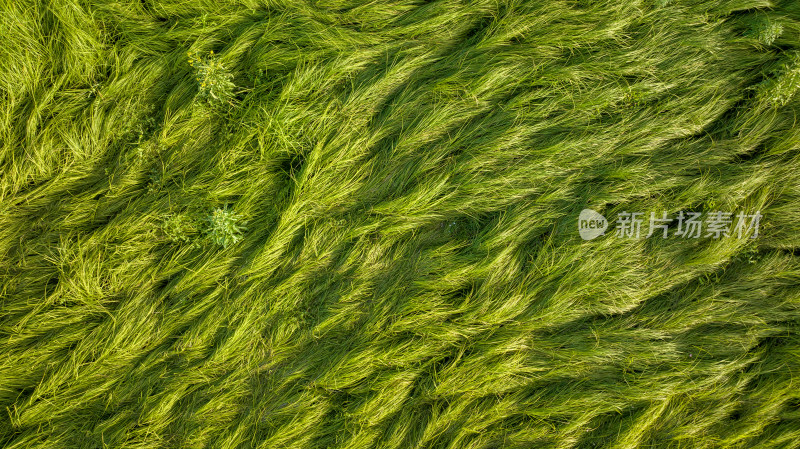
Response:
2,0,800,447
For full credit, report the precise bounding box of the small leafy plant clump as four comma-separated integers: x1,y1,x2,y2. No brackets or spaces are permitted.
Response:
622,88,648,108
757,52,800,108
745,17,784,46
161,213,198,244
188,49,236,105
203,206,247,248
161,207,246,248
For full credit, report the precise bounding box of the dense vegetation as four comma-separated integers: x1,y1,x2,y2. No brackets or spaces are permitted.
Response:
1,0,799,447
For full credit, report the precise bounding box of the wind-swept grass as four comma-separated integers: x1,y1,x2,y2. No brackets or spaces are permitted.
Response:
1,0,800,448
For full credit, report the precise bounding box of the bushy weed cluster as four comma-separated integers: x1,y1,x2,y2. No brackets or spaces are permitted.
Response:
202,206,247,248
161,206,246,248
758,52,800,107
187,49,236,105
745,17,784,46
